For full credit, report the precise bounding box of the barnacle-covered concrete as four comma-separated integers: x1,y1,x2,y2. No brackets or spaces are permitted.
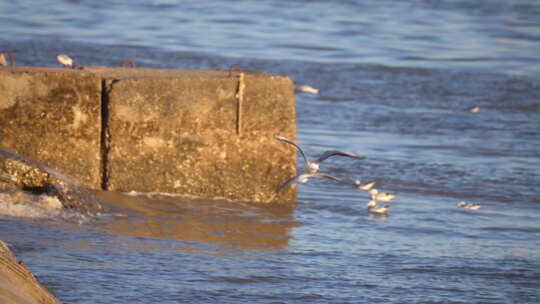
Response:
0,66,296,203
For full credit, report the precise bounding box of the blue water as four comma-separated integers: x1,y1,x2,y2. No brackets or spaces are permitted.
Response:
2,0,540,77
1,0,540,303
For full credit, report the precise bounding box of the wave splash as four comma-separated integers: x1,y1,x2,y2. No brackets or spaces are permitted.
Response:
0,146,103,220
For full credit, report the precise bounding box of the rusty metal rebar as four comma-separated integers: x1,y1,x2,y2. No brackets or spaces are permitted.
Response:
120,59,137,68
228,64,242,77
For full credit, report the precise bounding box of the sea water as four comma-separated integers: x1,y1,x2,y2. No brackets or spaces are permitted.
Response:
1,0,539,302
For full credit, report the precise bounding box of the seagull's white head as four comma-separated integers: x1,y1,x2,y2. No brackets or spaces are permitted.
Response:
308,162,320,173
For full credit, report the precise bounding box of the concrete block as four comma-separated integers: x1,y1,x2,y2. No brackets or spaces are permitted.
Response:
102,69,296,203
0,67,102,189
0,67,296,203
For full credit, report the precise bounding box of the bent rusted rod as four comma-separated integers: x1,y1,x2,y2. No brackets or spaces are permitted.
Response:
228,64,242,77
120,59,137,68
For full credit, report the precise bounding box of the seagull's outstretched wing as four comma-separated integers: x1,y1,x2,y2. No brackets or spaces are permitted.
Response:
276,175,301,193
275,173,341,193
316,150,365,163
275,135,311,172
310,173,342,182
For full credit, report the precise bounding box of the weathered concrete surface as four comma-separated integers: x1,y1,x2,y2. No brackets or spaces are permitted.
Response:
0,66,296,203
0,240,61,304
102,68,296,203
0,67,102,189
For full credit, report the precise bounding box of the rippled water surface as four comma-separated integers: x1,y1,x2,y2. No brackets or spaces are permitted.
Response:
1,0,540,303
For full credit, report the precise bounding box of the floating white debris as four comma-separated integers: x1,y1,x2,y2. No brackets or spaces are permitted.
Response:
56,54,73,67
469,106,480,113
295,84,319,94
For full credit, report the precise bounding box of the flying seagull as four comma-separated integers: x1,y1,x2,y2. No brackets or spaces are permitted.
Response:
275,135,364,174
276,172,341,193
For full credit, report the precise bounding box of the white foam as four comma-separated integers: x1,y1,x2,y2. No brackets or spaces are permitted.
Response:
122,190,238,203
0,191,89,224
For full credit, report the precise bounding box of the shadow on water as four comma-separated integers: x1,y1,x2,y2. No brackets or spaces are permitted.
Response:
93,191,298,251
1,146,297,252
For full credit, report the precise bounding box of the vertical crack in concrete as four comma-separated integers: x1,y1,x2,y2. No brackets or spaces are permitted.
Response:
100,79,112,190
235,73,245,135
